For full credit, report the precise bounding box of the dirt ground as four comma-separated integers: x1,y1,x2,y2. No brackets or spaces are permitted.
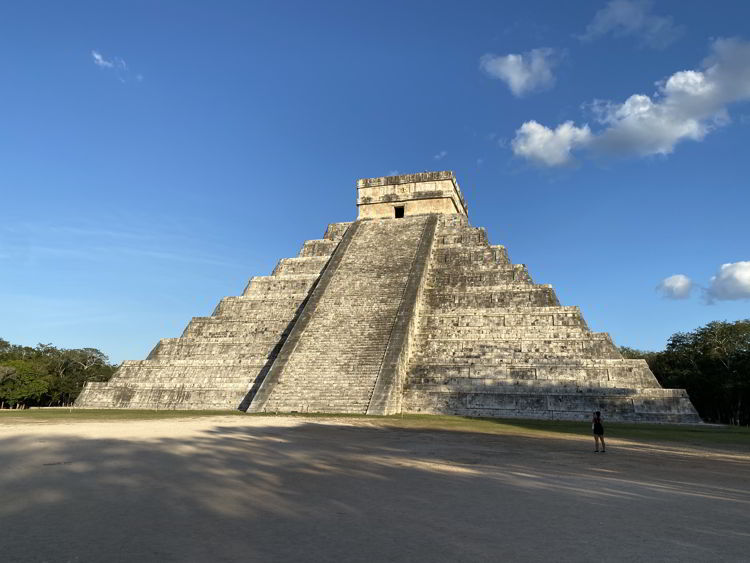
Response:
1,415,748,562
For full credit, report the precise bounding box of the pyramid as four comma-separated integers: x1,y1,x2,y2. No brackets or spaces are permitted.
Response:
77,172,700,422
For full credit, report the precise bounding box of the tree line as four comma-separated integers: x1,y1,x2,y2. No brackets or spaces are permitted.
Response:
0,338,117,408
621,319,750,426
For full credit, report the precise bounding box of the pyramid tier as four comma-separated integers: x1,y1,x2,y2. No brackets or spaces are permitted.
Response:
402,214,700,423
408,358,660,388
403,386,699,423
272,256,330,276
75,222,350,409
242,274,319,297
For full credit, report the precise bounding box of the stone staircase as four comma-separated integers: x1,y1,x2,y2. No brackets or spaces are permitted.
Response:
402,215,701,422
251,215,434,414
75,222,351,409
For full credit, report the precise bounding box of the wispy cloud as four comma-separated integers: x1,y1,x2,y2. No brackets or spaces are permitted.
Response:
91,50,143,83
511,37,750,167
116,247,239,268
0,293,131,330
480,48,561,97
578,0,684,49
1,221,242,270
433,150,448,160
39,225,155,241
92,50,114,68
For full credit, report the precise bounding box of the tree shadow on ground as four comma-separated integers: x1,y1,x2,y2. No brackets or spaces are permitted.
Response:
1,421,749,562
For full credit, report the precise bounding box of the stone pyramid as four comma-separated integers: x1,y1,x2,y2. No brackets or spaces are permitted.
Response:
77,172,700,422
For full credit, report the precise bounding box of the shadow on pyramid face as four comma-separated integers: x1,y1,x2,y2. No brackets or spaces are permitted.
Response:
2,419,749,562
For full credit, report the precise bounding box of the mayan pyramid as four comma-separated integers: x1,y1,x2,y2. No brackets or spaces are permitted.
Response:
77,172,700,422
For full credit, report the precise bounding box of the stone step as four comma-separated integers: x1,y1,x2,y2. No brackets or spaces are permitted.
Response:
299,239,338,257
418,333,615,346
242,275,318,297
213,297,305,317
425,286,560,309
323,222,353,241
412,350,622,363
272,256,329,276
164,331,286,344
122,358,267,368
181,318,292,339
418,308,587,328
409,357,650,368
427,283,550,293
428,266,532,285
402,388,701,423
117,364,262,378
150,338,282,359
407,360,658,385
415,326,593,340
106,378,251,389
433,246,510,267
229,292,310,301
433,232,489,247
76,383,247,410
407,379,657,394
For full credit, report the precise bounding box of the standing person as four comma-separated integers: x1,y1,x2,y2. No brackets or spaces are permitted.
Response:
592,411,605,453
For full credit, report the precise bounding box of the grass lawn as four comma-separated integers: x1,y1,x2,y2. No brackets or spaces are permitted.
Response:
362,413,750,450
2,408,747,450
0,408,244,423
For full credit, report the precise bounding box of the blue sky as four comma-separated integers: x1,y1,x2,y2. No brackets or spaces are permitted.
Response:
1,0,748,363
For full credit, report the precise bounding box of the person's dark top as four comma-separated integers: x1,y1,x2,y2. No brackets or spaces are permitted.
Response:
592,414,604,436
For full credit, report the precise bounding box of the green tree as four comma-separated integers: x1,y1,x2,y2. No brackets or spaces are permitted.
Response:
0,338,117,408
0,360,49,408
621,319,750,425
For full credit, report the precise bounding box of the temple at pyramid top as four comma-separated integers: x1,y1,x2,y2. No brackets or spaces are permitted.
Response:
357,170,468,219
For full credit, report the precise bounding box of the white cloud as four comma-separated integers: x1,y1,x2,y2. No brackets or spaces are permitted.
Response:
480,48,559,97
91,50,141,82
579,0,684,49
433,150,448,160
657,274,693,299
511,121,592,166
706,262,750,301
91,50,114,68
512,37,750,166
